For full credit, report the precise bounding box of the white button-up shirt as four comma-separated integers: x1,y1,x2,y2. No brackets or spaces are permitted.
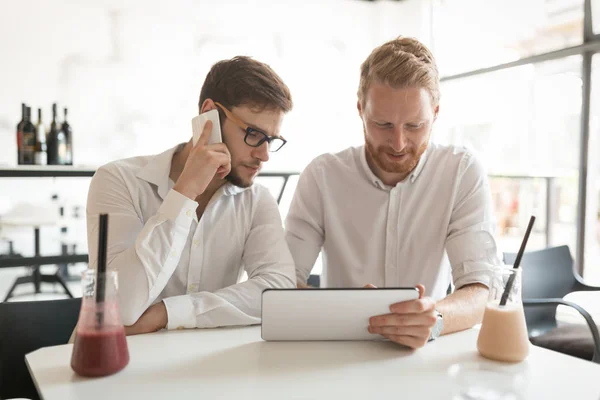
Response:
86,144,295,329
285,143,500,300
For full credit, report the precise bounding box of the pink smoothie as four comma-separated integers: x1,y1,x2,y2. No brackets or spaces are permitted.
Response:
71,327,129,377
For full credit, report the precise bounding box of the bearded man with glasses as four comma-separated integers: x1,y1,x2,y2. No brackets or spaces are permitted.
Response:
84,56,296,336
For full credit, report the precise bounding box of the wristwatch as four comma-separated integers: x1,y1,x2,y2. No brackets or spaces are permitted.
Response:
428,309,444,342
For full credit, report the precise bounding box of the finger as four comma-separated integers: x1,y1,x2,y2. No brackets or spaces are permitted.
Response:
210,152,232,169
206,142,230,156
217,168,228,176
369,325,431,338
217,161,232,176
416,284,426,299
382,334,428,349
196,120,213,146
208,147,231,169
370,312,437,328
213,155,231,179
389,297,435,314
364,284,377,289
217,168,229,180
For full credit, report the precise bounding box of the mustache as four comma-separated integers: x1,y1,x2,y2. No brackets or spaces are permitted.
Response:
380,146,411,155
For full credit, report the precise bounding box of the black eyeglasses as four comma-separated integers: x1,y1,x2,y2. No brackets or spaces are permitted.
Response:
215,102,287,152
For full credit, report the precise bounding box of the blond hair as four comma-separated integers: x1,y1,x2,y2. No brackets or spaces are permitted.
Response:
358,36,440,107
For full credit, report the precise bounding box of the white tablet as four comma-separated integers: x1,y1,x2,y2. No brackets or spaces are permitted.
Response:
261,287,420,341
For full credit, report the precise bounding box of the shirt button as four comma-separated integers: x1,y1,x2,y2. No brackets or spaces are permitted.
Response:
186,209,192,217
170,250,177,257
193,240,199,247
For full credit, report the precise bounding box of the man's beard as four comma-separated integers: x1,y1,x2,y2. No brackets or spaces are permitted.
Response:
225,163,261,189
222,136,256,188
225,167,252,188
364,131,429,176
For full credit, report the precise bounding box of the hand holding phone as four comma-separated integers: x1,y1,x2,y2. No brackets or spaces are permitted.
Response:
172,111,230,200
192,109,222,146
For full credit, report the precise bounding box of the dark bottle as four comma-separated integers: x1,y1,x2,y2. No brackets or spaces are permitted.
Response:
20,107,36,165
34,108,48,165
47,103,68,165
16,103,25,165
62,107,73,165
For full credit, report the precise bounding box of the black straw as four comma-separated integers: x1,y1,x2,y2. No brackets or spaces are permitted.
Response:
499,215,535,306
96,214,109,327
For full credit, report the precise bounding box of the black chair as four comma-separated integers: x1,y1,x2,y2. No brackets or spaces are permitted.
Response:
0,298,81,400
504,245,600,363
307,274,321,288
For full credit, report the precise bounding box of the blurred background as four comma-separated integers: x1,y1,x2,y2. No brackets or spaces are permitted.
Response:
2,0,600,300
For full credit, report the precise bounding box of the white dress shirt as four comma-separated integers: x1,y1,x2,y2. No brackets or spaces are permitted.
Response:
86,143,295,329
285,143,501,300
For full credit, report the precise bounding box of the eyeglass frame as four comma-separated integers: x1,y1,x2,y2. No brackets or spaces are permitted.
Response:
214,102,288,152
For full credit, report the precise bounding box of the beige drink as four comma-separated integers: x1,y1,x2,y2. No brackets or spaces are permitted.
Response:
477,302,530,362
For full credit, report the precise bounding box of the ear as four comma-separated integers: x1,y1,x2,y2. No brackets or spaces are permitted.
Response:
357,99,363,117
433,104,440,122
199,98,217,114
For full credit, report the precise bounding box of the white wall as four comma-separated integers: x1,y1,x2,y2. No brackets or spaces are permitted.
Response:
0,0,430,257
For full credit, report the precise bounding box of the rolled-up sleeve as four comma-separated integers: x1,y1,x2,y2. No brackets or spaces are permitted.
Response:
162,186,295,329
445,153,501,289
87,166,198,326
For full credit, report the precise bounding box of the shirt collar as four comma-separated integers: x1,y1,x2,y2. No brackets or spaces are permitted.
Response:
358,146,386,189
410,145,429,183
136,144,182,199
222,184,248,197
358,145,430,189
136,143,249,200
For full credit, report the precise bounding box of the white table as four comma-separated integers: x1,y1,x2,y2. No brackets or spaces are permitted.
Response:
26,326,600,400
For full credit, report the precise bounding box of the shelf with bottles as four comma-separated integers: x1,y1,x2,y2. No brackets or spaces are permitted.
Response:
16,102,74,168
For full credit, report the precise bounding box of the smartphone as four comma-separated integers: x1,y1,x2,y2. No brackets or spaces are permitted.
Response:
191,109,222,146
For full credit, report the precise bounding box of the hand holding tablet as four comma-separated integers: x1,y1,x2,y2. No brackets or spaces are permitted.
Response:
261,287,420,341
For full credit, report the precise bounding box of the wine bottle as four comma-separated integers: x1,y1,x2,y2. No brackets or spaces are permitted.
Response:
16,103,25,165
47,103,68,165
20,106,36,165
34,108,48,165
62,107,73,165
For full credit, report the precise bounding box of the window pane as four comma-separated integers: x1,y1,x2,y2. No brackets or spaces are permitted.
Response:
276,175,324,276
593,0,600,33
437,56,582,255
489,177,548,252
584,54,600,284
254,176,287,203
432,0,584,76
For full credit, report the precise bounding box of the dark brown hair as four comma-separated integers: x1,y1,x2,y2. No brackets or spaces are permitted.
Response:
199,56,293,116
